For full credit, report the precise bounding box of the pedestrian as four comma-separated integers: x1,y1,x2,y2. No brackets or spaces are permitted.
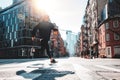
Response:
32,14,57,63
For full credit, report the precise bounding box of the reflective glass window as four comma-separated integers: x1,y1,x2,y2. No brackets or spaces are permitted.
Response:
14,32,16,39
10,33,12,39
8,14,10,19
11,40,13,47
15,17,17,24
3,15,5,21
12,25,14,32
6,34,8,39
6,20,8,26
11,18,12,25
7,26,9,33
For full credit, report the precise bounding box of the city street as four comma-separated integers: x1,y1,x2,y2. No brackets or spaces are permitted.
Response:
0,57,120,80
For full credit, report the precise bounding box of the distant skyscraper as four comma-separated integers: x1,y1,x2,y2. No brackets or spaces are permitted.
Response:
66,30,77,56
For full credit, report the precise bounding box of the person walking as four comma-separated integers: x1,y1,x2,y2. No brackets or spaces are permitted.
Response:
32,15,57,63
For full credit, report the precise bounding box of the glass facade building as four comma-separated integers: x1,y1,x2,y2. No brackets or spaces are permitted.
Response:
100,0,120,22
66,31,77,56
0,0,42,58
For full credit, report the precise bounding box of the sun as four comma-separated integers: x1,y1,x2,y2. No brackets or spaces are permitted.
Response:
31,0,54,14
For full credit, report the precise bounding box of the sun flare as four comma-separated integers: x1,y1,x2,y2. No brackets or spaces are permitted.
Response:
31,0,54,14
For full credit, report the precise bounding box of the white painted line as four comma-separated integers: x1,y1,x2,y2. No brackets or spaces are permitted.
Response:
73,64,93,80
95,65,120,72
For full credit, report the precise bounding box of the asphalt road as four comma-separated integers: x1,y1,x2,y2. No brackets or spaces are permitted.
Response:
0,57,120,80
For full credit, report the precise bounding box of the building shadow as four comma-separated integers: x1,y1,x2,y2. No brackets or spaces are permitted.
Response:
16,68,75,80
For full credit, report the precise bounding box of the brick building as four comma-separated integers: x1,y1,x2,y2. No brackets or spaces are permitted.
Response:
98,0,120,58
79,25,89,58
99,17,120,58
50,25,66,57
83,0,120,58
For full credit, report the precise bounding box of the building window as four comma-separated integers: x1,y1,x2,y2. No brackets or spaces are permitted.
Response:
105,22,109,29
10,33,12,40
7,26,9,33
114,46,120,54
109,0,113,3
11,40,13,47
6,20,8,26
8,13,10,18
15,17,17,24
15,24,18,31
11,18,13,25
108,48,110,55
106,33,110,41
6,34,8,39
3,15,5,21
113,20,119,28
114,33,120,40
12,25,14,32
14,32,16,39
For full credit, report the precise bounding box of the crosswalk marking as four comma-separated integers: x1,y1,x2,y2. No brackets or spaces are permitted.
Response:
95,65,120,72
73,64,93,80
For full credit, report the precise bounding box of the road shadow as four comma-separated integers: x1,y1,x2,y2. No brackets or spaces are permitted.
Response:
0,57,70,65
0,58,47,65
16,68,75,80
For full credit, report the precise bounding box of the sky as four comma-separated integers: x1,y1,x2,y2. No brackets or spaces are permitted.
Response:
0,0,88,40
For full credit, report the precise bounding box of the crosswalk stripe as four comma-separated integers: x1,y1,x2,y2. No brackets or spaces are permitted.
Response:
73,64,93,80
95,65,120,72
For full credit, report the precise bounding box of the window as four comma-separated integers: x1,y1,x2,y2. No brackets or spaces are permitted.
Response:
6,20,8,26
11,18,13,25
15,17,17,24
11,40,13,47
106,33,110,41
10,33,12,40
113,20,119,28
109,0,113,3
108,48,110,55
14,32,16,39
105,22,109,29
114,33,120,40
6,34,8,39
3,15,5,21
16,24,19,31
7,26,9,33
114,46,120,54
99,29,101,34
12,25,14,32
